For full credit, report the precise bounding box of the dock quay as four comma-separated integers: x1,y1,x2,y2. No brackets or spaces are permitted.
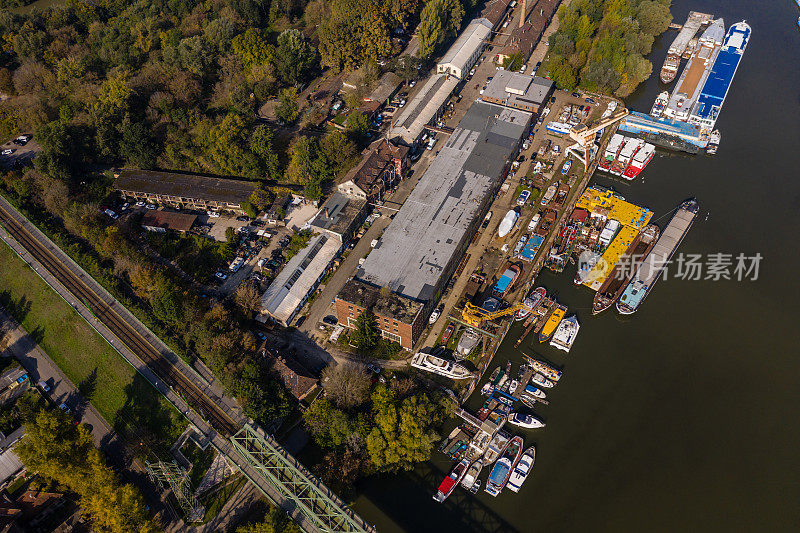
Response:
618,111,708,153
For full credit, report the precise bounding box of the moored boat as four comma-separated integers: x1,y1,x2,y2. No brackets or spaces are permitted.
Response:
706,129,720,154
485,436,523,496
617,199,699,314
538,304,566,342
611,137,644,176
456,328,481,358
460,460,484,491
507,446,535,493
531,373,554,388
592,224,659,314
493,263,521,297
433,458,471,502
598,133,625,173
498,209,519,238
411,350,473,379
507,412,545,429
522,353,563,382
508,380,519,394
483,432,509,465
515,286,547,321
622,142,656,180
522,384,546,399
650,91,669,117
549,314,580,353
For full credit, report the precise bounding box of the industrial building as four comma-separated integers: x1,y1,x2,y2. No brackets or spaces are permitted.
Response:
340,101,532,346
337,139,409,203
335,278,424,349
309,192,367,244
140,210,198,233
260,233,340,326
481,71,554,113
498,0,560,63
114,169,256,213
388,74,459,146
436,19,492,79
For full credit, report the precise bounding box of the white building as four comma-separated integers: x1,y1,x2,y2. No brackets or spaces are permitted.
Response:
259,233,340,326
436,19,493,79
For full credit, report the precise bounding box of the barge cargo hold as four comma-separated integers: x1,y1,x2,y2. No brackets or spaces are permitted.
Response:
660,11,715,83
617,200,700,315
663,19,725,122
690,21,751,129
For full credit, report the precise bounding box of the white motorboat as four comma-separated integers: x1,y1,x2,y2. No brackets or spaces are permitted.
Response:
460,460,484,490
411,351,472,380
507,446,536,493
497,209,519,238
508,380,519,394
456,328,481,358
549,314,580,353
507,412,545,429
531,373,554,388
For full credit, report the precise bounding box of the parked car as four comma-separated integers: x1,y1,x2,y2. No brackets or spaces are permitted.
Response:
572,92,581,98
207,210,220,218
2,149,15,155
215,272,228,280
135,201,145,207
236,215,250,222
37,380,51,393
322,315,338,326
408,80,417,87
145,204,157,210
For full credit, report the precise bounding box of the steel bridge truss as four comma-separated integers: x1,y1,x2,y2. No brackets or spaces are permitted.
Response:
230,425,374,533
145,460,205,523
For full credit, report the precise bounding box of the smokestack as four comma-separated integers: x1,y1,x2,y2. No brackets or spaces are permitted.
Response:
520,0,526,28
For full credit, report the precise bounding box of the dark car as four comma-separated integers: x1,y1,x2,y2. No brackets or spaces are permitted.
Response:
266,259,282,270
236,215,250,222
549,96,556,104
294,315,306,327
572,92,581,98
322,315,338,326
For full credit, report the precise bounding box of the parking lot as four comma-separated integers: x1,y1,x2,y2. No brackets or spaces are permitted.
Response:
0,134,39,169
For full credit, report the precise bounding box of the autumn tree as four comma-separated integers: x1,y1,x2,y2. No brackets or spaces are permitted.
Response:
349,309,379,356
418,0,464,59
322,363,372,408
275,29,318,87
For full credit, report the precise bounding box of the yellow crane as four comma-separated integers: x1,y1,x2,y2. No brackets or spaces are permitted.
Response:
461,302,527,327
568,108,630,146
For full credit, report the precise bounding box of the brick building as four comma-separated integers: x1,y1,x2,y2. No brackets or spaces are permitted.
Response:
337,139,409,203
335,278,424,349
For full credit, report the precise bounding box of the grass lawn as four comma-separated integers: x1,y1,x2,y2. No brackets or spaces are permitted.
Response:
0,240,184,448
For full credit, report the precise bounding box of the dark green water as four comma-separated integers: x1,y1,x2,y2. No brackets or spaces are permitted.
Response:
352,1,800,531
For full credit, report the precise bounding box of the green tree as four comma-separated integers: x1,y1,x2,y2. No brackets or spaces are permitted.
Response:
276,88,299,123
345,110,370,141
249,125,281,180
418,0,464,59
241,200,258,218
636,0,672,36
275,29,318,86
17,409,157,533
232,28,275,71
350,309,379,356
118,115,157,168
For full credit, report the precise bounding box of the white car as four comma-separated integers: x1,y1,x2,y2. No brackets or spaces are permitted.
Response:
135,201,145,207
2,149,15,155
145,204,157,210
409,80,417,87
38,380,51,393
519,64,527,73
207,211,221,218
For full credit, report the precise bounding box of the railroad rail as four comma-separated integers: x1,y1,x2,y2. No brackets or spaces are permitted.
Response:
0,202,239,436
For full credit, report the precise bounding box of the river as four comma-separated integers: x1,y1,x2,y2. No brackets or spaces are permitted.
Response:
351,0,800,531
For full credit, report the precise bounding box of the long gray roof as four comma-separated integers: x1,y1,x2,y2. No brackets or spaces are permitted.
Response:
357,102,531,301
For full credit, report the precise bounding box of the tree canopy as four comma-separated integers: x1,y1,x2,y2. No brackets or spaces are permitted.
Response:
544,0,672,96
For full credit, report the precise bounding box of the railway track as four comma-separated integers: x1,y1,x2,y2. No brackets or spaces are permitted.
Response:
0,203,239,437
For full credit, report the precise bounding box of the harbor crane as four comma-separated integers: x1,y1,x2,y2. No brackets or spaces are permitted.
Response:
461,301,527,327
568,108,630,147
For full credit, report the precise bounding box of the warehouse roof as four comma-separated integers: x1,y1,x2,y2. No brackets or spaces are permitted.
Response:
261,233,340,324
310,192,366,237
115,169,256,205
388,74,459,144
482,71,554,108
141,210,198,232
357,102,531,302
437,19,492,75
337,278,423,324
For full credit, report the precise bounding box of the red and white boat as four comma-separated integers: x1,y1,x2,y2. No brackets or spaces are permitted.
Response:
610,137,644,176
433,458,471,502
622,142,656,180
598,133,624,172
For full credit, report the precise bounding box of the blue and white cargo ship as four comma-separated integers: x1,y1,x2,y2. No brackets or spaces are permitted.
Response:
690,21,751,129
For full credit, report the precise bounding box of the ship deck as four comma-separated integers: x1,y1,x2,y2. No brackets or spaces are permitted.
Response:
692,25,749,121
667,11,714,55
634,207,696,287
583,226,638,290
575,187,653,231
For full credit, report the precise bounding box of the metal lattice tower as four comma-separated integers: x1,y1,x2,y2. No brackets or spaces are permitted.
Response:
145,460,205,523
230,425,375,533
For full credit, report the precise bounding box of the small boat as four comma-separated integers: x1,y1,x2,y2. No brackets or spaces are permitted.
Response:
480,383,494,396
433,458,471,502
485,436,523,496
531,373,554,388
497,209,519,238
460,460,484,490
538,303,566,342
507,412,545,429
797,16,800,30
706,129,720,154
441,323,455,344
514,286,547,321
507,446,535,493
519,396,537,408
456,328,481,358
650,91,668,117
522,384,546,399
549,314,580,353
493,263,521,297
411,350,473,380
508,380,519,394
483,432,509,465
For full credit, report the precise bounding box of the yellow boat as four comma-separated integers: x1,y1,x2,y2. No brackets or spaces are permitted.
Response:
539,304,566,342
